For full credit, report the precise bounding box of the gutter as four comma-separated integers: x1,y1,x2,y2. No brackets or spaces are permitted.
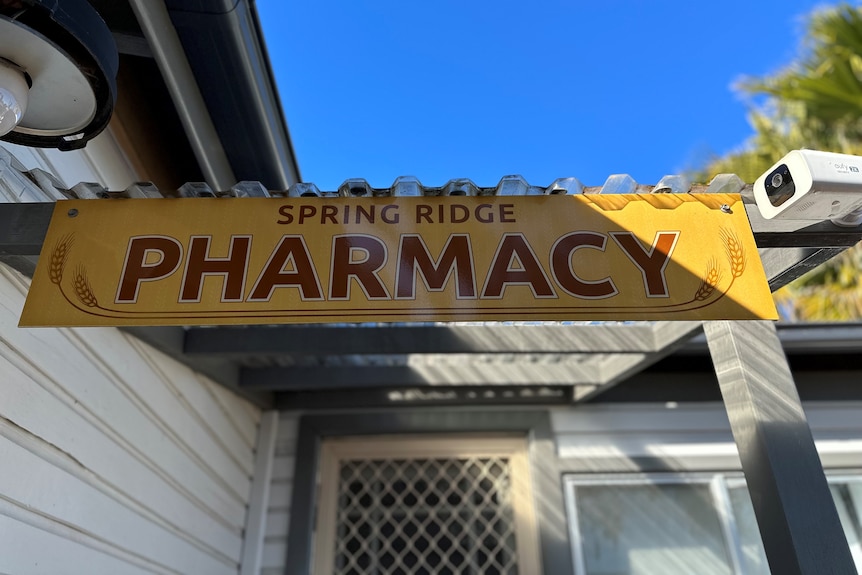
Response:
127,0,237,191
163,0,301,190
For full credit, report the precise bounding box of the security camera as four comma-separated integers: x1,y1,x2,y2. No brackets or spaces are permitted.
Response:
753,149,862,226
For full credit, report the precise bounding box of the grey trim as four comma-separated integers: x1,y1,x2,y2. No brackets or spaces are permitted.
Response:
747,222,862,248
244,363,601,390
0,202,53,256
240,410,279,575
285,410,574,575
759,246,846,291
128,0,237,191
704,321,856,574
681,322,862,354
273,385,571,410
0,255,38,278
740,194,862,247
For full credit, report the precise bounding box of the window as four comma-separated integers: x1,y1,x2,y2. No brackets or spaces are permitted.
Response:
564,474,862,575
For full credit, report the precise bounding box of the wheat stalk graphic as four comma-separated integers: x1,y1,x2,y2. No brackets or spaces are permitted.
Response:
720,228,746,278
689,229,747,304
694,258,723,301
48,234,74,285
73,265,98,307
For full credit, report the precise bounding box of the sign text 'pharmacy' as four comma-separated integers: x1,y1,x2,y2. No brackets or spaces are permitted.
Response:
20,195,777,326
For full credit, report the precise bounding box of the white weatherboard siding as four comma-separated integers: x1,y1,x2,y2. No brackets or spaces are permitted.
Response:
1,131,263,573
260,412,299,575
3,130,137,191
0,264,262,574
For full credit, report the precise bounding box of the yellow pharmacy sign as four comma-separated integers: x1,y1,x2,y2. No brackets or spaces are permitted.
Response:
20,194,777,326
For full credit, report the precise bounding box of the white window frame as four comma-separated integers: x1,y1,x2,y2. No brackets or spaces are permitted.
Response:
563,472,862,575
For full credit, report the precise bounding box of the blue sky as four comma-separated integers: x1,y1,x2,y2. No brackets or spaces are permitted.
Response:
258,1,828,190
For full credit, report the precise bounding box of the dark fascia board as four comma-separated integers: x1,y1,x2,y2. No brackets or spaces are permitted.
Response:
679,322,862,355
243,362,601,391
184,321,862,357
0,203,54,256
166,0,238,14
273,385,571,410
592,368,862,404
185,323,666,356
165,0,301,189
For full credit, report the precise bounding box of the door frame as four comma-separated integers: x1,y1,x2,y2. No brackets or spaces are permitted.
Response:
284,410,573,575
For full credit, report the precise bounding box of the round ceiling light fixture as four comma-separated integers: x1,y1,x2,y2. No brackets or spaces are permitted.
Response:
0,0,118,150
0,58,29,137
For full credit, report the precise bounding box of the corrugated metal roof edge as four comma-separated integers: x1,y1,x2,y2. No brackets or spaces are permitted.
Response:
2,161,748,202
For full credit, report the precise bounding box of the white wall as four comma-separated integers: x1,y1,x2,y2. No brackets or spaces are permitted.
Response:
0,135,264,574
0,264,262,574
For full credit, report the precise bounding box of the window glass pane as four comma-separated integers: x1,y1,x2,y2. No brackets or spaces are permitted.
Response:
728,481,862,573
829,484,862,567
574,483,733,575
726,486,769,575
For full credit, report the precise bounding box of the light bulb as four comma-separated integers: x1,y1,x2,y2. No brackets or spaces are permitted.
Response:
0,61,29,138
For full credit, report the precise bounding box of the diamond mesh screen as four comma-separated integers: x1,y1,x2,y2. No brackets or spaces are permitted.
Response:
333,456,519,575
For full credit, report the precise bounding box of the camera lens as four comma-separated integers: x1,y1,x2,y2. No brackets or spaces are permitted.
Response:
764,164,795,207
770,173,783,188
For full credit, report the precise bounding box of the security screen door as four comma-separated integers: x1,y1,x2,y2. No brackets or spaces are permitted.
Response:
312,436,541,575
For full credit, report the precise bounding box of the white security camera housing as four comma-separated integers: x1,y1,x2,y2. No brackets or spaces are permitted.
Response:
753,150,862,225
